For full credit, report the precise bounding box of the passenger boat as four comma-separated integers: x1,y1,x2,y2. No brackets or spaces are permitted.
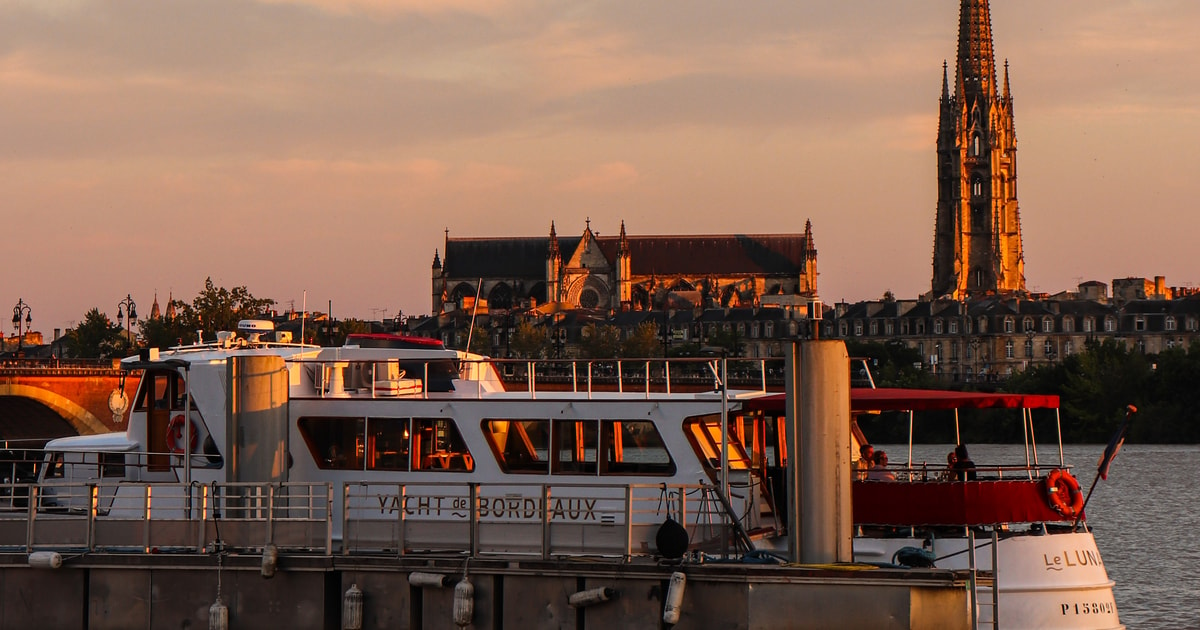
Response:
33,320,1121,628
744,389,1123,629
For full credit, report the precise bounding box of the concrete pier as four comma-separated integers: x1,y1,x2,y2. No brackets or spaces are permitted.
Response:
0,552,976,629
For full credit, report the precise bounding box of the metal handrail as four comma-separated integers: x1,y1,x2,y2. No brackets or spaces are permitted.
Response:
287,355,782,400
340,480,741,559
0,481,332,555
0,479,746,560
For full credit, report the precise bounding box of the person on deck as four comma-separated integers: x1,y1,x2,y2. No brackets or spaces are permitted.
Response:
867,450,896,481
939,450,958,481
856,443,875,480
951,444,977,481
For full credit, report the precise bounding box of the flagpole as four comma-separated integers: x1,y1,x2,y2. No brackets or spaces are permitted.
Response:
1071,474,1102,533
1072,404,1136,532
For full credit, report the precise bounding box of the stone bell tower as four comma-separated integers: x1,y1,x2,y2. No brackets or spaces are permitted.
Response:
931,0,1025,299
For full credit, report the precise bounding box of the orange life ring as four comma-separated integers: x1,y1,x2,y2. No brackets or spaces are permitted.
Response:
1044,469,1084,518
166,414,200,454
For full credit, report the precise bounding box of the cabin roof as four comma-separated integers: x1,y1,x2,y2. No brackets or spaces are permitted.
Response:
742,388,1060,413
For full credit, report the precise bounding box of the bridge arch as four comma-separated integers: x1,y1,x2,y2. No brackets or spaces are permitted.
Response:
0,384,109,436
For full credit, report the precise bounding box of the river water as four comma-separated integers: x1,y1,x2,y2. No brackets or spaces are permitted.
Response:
881,443,1197,629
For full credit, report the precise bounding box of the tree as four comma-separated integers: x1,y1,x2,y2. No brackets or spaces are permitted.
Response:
467,325,492,355
578,324,622,359
621,322,661,358
706,327,744,357
64,309,128,359
1058,339,1151,441
336,319,372,346
176,278,276,343
509,321,548,359
138,299,193,349
1003,337,1189,442
131,281,275,347
845,341,934,389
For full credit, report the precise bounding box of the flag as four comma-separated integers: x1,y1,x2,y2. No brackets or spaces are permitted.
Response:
1097,405,1136,481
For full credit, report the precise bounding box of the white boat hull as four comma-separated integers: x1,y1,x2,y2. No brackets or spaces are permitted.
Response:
854,532,1122,629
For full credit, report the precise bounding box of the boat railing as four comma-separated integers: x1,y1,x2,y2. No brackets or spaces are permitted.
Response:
341,480,741,559
0,481,332,555
290,355,788,400
878,462,1074,482
0,480,745,559
286,354,882,399
493,356,778,396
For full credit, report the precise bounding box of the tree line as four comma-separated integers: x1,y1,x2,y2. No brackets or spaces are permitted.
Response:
851,338,1199,444
61,278,276,358
1005,338,1200,443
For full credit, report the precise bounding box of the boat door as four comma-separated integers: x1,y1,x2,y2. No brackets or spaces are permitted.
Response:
134,368,189,474
683,413,775,533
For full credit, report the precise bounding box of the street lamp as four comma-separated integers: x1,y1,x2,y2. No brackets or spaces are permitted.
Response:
117,294,138,347
11,299,31,357
553,325,566,359
969,337,981,382
661,310,671,358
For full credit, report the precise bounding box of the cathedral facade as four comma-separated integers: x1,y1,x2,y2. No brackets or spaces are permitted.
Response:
432,221,818,314
931,0,1025,299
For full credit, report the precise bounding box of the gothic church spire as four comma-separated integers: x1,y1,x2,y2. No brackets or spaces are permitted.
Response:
931,0,1025,299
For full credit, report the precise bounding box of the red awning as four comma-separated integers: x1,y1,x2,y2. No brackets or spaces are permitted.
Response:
853,478,1076,526
741,388,1059,413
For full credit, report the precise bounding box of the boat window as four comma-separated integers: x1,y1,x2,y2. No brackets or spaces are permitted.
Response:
134,369,188,412
412,418,473,472
299,417,366,470
44,453,64,479
100,453,125,478
366,417,410,471
602,420,674,476
552,420,598,475
300,416,471,472
683,414,752,473
483,420,550,474
398,360,459,393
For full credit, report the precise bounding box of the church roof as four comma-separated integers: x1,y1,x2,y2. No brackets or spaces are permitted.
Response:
601,235,809,276
443,237,569,279
443,233,810,279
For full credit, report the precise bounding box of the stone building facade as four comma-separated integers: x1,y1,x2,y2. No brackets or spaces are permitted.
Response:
828,280,1200,382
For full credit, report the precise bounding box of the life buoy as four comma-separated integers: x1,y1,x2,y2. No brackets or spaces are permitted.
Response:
1044,469,1084,518
166,414,200,454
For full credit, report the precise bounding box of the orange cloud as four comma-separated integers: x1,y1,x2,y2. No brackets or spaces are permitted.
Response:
252,0,525,17
558,161,638,193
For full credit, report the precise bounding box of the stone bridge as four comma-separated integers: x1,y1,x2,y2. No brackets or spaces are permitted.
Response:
0,359,135,445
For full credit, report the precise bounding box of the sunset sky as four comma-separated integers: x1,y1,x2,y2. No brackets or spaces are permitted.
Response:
3,0,1198,336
